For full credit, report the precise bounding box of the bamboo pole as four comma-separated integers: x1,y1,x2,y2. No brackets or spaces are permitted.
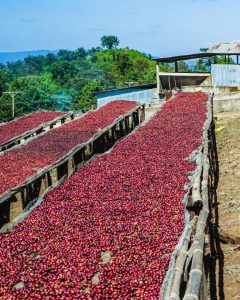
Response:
169,216,198,300
183,139,210,299
161,94,213,300
183,235,205,300
184,125,210,264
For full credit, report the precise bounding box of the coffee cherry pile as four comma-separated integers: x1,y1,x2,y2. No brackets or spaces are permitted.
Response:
0,93,208,299
0,111,64,145
0,101,138,197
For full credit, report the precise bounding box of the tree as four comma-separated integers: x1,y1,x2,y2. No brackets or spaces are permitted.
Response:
114,52,132,74
57,49,74,61
24,55,45,74
51,61,78,87
0,64,9,95
194,47,236,72
45,53,57,65
0,44,162,118
7,60,28,79
200,48,209,53
73,80,103,111
194,58,208,72
101,35,119,49
8,75,57,115
88,47,102,56
178,61,190,72
50,91,73,111
73,47,87,60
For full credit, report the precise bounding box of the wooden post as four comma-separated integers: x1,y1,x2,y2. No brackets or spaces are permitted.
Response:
175,61,178,72
156,61,161,94
174,76,177,89
73,150,83,172
124,117,130,134
57,162,68,180
237,55,239,65
119,120,124,136
168,76,171,91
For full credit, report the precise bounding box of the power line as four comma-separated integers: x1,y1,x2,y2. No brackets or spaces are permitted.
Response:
3,91,22,118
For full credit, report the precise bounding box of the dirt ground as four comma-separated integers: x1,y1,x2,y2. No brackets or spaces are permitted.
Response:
214,110,240,299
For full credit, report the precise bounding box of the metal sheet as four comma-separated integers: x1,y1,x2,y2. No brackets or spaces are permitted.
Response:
97,89,154,108
211,64,240,86
208,43,240,54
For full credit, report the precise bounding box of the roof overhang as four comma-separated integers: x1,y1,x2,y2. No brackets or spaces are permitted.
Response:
159,72,211,89
153,53,240,63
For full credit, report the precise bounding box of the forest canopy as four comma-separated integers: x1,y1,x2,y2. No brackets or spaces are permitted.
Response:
0,36,224,122
0,36,169,121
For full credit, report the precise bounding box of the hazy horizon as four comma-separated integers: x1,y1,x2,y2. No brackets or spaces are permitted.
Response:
1,0,240,57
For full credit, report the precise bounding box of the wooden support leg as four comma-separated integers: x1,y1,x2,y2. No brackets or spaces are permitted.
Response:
73,150,83,172
0,201,10,228
125,117,130,134
57,162,69,181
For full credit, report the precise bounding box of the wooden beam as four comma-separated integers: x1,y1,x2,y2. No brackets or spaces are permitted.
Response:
156,62,160,93
174,61,178,72
168,76,171,91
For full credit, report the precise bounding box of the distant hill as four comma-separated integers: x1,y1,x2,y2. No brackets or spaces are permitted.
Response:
0,50,58,64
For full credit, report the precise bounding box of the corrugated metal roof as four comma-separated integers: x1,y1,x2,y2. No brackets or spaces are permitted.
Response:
96,83,156,97
212,64,240,86
208,43,240,54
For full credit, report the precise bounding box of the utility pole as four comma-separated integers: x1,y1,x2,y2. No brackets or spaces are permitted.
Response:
3,91,22,118
124,81,136,87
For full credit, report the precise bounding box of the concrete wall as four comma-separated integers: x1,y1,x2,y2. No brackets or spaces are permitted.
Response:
182,85,214,93
182,85,240,95
214,93,240,112
180,85,240,113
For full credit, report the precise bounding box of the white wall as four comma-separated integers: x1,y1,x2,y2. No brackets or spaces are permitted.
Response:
97,89,154,108
212,64,240,87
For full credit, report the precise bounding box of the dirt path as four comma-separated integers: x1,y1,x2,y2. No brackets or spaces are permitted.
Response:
214,110,240,299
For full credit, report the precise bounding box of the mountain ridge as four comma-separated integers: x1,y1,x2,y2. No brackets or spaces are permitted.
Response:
0,50,58,64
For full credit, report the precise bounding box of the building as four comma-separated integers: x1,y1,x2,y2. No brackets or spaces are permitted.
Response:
154,42,240,95
96,43,240,109
96,83,156,108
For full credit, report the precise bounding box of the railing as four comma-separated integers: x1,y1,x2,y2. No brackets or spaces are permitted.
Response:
161,94,214,300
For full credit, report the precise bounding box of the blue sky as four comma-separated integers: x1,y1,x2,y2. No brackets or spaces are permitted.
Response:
0,0,240,56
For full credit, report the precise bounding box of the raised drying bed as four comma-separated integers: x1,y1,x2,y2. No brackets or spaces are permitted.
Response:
0,102,145,228
0,111,76,152
0,93,207,299
161,94,213,300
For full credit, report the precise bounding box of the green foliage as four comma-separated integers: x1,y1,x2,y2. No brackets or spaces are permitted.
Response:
50,91,73,111
194,48,236,72
73,80,103,111
0,36,168,121
178,61,190,72
91,48,166,88
51,60,78,87
0,75,58,120
0,64,9,95
194,59,208,72
101,35,120,49
200,48,209,53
